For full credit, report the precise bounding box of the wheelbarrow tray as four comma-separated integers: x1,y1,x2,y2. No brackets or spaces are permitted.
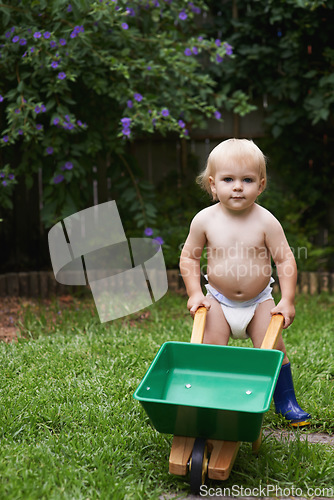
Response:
134,341,283,442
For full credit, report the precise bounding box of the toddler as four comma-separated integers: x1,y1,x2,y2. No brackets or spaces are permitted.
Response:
179,138,310,425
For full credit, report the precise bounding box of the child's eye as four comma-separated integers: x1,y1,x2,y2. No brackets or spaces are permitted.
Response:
223,177,233,182
243,178,253,183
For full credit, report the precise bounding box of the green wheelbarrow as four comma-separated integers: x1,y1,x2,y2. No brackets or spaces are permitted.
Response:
133,307,284,493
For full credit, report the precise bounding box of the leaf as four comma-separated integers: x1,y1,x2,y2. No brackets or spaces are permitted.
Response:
272,125,282,138
0,6,11,26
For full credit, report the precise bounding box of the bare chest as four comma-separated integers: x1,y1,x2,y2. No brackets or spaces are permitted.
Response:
205,225,268,261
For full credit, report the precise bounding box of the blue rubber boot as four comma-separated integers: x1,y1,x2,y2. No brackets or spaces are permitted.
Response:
273,362,311,426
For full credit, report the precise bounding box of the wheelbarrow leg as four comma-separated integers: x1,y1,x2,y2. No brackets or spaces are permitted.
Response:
169,436,195,476
252,432,262,454
207,440,240,481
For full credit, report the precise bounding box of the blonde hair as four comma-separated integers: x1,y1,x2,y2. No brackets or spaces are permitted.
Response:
197,138,267,200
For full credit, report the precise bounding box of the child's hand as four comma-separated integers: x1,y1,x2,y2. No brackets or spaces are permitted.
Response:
270,299,295,329
187,293,211,318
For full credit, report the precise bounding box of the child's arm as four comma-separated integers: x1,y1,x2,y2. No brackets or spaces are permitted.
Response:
179,213,211,316
265,215,297,329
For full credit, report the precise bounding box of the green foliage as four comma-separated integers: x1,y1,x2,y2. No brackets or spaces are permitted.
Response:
0,0,251,228
0,163,17,210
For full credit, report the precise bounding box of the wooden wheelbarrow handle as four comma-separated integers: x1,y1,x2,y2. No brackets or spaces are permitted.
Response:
260,313,284,350
190,306,284,349
190,306,208,343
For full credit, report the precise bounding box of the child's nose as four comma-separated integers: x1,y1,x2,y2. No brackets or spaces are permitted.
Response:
233,180,243,190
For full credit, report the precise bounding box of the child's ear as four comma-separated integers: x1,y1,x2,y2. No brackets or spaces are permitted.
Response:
258,177,265,194
209,175,216,195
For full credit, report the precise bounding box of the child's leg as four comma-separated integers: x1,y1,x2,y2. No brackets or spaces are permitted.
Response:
202,295,231,345
247,298,289,364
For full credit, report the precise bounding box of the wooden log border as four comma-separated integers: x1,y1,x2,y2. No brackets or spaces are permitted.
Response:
0,270,333,297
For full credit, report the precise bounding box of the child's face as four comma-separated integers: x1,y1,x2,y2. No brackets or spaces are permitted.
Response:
209,158,265,212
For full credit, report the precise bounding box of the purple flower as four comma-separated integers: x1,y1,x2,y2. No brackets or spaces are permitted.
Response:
41,104,46,112
63,122,74,130
19,38,27,46
33,32,41,39
121,117,131,128
184,48,192,56
53,174,64,184
18,129,23,135
147,66,151,70
134,93,143,102
215,39,221,47
30,47,35,53
67,4,72,12
179,11,187,20
121,23,129,30
214,111,221,120
15,108,21,114
53,117,60,125
223,42,233,56
127,100,133,108
58,72,66,80
12,36,20,43
65,161,73,170
50,40,57,48
59,38,67,46
35,105,41,113
2,180,7,186
46,147,54,155
192,47,198,55
0,95,3,102
161,108,169,117
0,172,4,178
154,236,164,245
3,135,9,143
189,3,201,14
144,227,154,236
8,173,15,180
36,124,43,130
216,54,223,63
44,32,51,39
121,116,131,137
178,120,186,128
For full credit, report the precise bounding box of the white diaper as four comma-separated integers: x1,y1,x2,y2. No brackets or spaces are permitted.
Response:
205,277,275,340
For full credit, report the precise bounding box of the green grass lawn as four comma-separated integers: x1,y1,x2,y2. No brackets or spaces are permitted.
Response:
0,291,333,499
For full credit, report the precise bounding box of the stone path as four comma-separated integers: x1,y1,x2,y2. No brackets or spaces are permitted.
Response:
263,429,334,446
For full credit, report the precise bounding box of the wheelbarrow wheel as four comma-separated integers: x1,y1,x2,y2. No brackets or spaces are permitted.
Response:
189,438,208,494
